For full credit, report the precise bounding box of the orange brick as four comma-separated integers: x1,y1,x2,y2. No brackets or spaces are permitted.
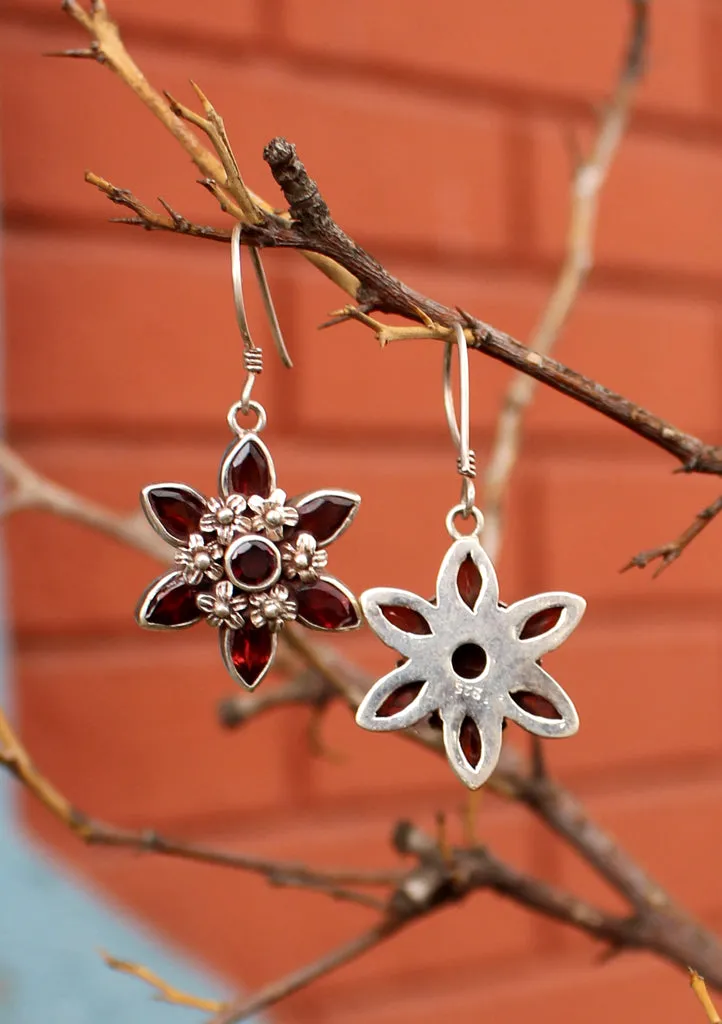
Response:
538,457,722,602
540,619,722,777
334,954,697,1024
6,2,259,38
24,809,538,997
1,28,507,251
535,122,722,278
282,0,707,117
7,439,528,634
3,230,287,431
18,640,295,822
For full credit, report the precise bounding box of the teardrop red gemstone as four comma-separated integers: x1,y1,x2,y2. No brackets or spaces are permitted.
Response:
510,691,561,719
296,580,359,630
293,493,357,544
377,682,424,718
457,554,482,609
229,623,273,687
146,577,201,627
226,436,272,498
148,486,205,542
520,607,562,639
460,717,481,767
227,536,280,589
380,605,432,635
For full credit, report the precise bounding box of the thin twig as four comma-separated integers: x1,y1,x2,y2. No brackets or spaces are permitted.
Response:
256,137,722,482
482,0,648,560
622,494,722,577
164,81,261,224
86,172,231,241
101,952,224,1013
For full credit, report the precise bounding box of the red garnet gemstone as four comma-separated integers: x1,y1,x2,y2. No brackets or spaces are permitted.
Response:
229,623,273,687
226,535,281,590
296,580,359,630
378,682,424,718
520,607,562,639
146,577,201,627
460,717,482,767
293,493,357,544
226,436,272,498
457,555,482,609
147,486,204,543
510,692,561,719
380,605,432,635
451,642,487,679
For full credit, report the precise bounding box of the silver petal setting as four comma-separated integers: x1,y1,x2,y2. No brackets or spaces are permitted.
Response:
357,537,585,790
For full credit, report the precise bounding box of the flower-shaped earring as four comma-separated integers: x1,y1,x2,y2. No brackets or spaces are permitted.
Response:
356,324,586,789
135,225,361,689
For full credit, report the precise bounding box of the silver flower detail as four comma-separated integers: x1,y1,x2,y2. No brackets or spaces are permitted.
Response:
281,533,329,584
200,495,250,545
196,580,247,628
356,538,585,790
248,584,297,630
248,489,299,541
175,533,224,585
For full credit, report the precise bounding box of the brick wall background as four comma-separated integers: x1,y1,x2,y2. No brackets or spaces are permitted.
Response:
2,2,722,1021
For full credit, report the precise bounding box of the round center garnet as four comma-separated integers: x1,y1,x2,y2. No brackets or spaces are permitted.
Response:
452,642,488,679
225,535,281,591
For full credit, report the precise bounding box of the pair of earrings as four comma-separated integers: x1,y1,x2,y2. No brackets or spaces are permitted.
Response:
136,228,585,789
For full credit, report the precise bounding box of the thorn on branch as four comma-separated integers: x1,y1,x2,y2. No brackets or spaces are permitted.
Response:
45,43,106,62
164,85,260,224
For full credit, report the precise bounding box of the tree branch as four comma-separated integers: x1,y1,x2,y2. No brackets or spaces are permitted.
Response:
86,172,232,241
62,0,722,571
2,441,720,983
255,137,722,479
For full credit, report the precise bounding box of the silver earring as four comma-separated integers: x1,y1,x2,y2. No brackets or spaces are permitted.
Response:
135,227,362,689
356,323,585,789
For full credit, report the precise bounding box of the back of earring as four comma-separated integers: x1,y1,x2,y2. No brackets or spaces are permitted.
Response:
134,225,363,690
356,322,586,789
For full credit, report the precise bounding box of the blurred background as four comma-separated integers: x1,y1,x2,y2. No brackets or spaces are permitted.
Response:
1,1,722,1021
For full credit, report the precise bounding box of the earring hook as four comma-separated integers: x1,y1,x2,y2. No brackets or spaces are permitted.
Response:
230,223,293,412
443,322,477,518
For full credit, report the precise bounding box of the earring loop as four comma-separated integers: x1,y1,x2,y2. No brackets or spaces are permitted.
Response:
443,322,476,517
231,223,294,412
